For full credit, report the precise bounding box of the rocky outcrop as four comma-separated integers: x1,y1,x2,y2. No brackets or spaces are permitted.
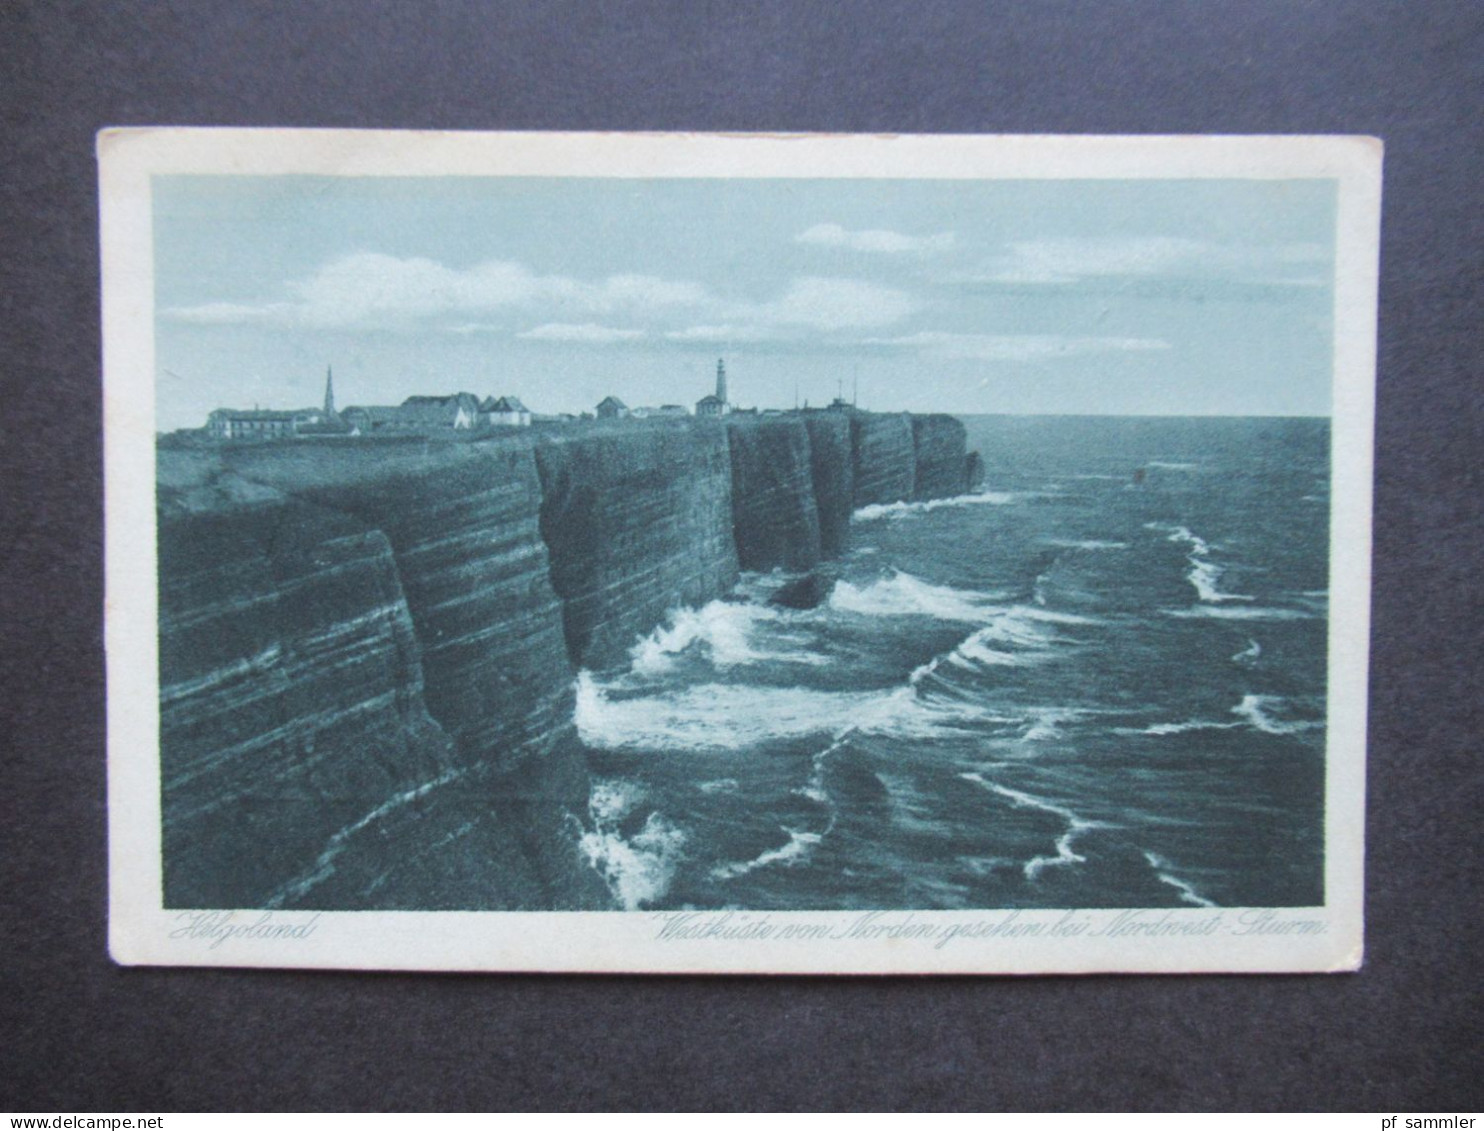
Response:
156,479,459,909
911,414,970,500
802,414,854,557
534,419,739,671
726,416,822,572
158,441,604,911
219,437,576,775
849,412,916,508
965,450,986,493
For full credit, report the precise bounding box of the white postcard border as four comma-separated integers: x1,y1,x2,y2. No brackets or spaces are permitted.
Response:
102,130,1381,974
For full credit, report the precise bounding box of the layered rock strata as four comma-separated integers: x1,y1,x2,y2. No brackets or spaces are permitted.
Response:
849,412,917,507
801,414,854,557
155,411,980,910
534,419,739,671
911,414,971,500
725,416,822,572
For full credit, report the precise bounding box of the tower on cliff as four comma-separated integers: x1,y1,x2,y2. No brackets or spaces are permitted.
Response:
715,358,728,405
323,365,336,417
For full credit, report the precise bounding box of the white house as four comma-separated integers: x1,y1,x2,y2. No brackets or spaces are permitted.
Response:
482,395,532,427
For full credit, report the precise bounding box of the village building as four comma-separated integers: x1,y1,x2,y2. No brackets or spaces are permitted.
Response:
596,395,629,419
695,359,731,417
206,408,323,440
398,392,481,430
481,395,532,427
629,404,689,419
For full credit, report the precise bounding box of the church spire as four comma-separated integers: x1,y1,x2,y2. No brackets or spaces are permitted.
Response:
323,365,336,417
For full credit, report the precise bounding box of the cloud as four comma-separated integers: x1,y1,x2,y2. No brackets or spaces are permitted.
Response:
863,331,1171,361
162,253,709,330
953,237,1329,287
663,324,789,344
733,276,920,331
797,223,956,254
517,322,647,343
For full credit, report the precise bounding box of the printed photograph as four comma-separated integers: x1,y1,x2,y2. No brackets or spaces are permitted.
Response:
147,150,1344,921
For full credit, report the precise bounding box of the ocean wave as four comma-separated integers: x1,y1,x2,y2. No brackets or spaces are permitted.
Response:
1113,718,1242,737
1046,539,1129,551
1148,523,1253,604
1232,694,1323,735
829,570,1006,623
1146,461,1202,472
1143,851,1218,907
575,671,1003,753
1161,605,1317,621
710,827,822,881
960,773,1104,880
579,778,687,910
853,491,1022,522
628,599,824,677
1115,694,1321,739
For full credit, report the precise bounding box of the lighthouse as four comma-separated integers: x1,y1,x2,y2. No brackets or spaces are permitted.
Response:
323,365,337,418
695,357,732,416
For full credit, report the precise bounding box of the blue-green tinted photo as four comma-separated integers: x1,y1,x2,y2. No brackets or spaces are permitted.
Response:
154,175,1334,912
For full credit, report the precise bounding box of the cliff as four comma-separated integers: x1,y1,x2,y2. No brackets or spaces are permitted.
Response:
154,410,979,910
849,412,917,507
802,414,854,557
911,414,971,500
158,439,605,910
534,419,739,671
726,416,822,572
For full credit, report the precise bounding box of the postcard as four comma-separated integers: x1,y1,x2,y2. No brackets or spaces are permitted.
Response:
101,129,1380,972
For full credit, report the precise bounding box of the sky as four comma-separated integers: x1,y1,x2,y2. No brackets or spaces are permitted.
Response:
152,174,1337,431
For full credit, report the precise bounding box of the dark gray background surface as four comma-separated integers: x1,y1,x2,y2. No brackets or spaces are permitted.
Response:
2,0,1480,1112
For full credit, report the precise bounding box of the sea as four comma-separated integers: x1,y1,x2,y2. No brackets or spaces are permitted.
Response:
575,415,1331,912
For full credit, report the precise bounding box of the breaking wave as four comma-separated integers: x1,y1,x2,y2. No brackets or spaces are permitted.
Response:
1115,694,1322,738
1232,694,1323,735
629,599,823,676
579,778,687,910
829,570,1006,623
854,491,1020,522
710,827,822,881
575,671,1009,752
1149,523,1253,604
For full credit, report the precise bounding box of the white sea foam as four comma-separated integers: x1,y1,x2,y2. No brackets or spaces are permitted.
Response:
1021,708,1081,743
960,774,1103,880
829,570,1005,623
1116,693,1321,739
698,778,740,795
1149,523,1253,604
710,827,822,881
1146,461,1202,472
1142,851,1218,907
1232,638,1262,663
1162,605,1317,621
628,599,822,676
1113,719,1242,737
1232,694,1323,735
575,671,1000,753
853,491,1020,522
579,778,687,910
1046,539,1129,551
